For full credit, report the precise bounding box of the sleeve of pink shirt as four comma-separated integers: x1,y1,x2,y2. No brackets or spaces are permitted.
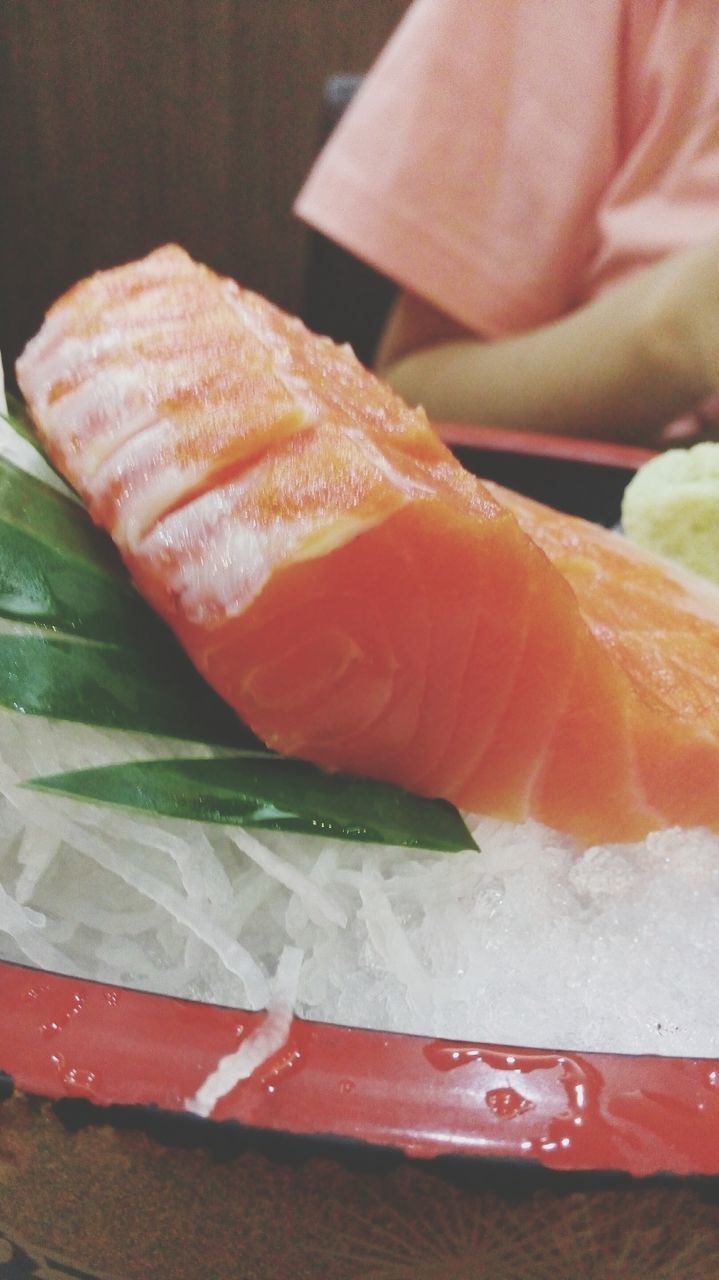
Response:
295,0,719,340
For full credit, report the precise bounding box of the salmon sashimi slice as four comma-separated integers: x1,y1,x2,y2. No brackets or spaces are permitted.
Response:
18,246,315,548
486,483,719,836
15,246,719,846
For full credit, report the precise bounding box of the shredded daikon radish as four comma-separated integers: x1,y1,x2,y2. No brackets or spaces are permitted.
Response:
186,945,303,1118
228,827,347,929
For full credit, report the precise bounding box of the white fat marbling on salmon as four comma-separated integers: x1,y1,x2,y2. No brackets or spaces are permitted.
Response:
17,256,320,542
39,369,157,482
102,458,193,552
222,280,320,413
138,476,380,625
344,428,437,498
18,331,127,409
86,401,314,550
132,417,446,624
15,305,77,385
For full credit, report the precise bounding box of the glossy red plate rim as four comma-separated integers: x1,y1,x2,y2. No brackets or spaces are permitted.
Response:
3,957,719,1180
435,421,657,469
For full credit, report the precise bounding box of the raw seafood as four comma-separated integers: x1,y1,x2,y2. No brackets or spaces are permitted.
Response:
16,246,719,844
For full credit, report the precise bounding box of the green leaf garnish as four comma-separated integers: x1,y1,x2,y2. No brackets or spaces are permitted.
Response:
0,454,142,640
0,632,257,747
25,755,476,851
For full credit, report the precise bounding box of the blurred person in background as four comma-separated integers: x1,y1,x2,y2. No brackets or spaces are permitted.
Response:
296,0,719,447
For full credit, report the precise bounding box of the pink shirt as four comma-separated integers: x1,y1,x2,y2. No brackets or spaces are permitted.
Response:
296,0,719,341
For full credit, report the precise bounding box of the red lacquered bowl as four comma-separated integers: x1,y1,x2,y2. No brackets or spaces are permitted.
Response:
4,427,713,1183
3,961,719,1179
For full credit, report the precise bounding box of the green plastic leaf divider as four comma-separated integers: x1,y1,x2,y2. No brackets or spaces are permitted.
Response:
0,632,258,748
0,453,139,638
25,755,478,852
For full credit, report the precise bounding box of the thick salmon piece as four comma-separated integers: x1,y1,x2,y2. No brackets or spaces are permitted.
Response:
15,247,719,845
487,484,719,837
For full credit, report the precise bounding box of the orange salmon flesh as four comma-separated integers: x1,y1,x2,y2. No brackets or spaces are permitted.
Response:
15,245,719,846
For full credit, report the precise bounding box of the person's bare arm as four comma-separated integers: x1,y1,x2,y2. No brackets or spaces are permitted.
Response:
375,240,719,445
375,290,475,368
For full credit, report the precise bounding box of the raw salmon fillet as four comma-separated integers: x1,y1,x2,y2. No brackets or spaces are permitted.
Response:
15,246,719,845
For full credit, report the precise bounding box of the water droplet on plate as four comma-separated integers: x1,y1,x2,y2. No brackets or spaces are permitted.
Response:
485,1086,534,1119
63,1067,97,1095
259,1047,303,1094
423,1042,484,1072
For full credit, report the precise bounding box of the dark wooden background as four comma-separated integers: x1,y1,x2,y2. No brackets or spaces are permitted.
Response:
0,0,409,385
